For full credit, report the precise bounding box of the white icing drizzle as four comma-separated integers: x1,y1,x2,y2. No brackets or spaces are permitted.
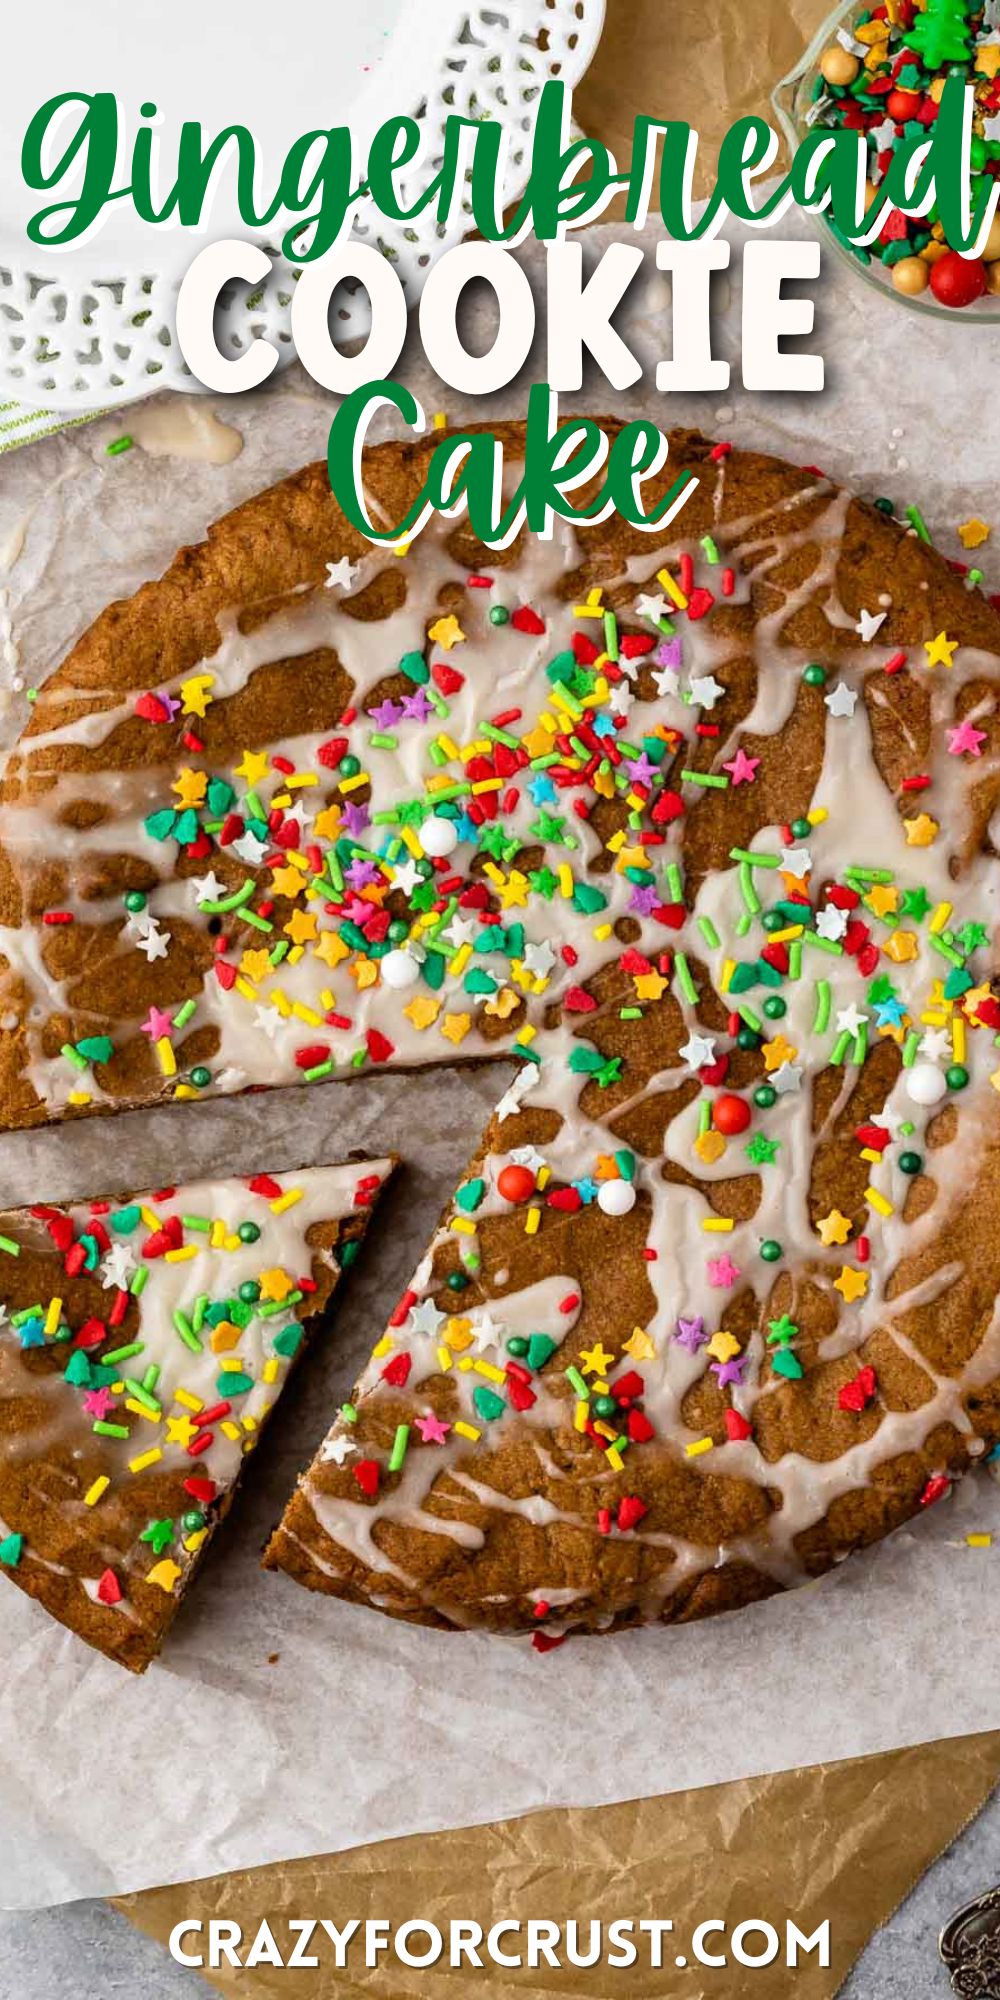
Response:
0,1159,391,1634
3,449,1000,1636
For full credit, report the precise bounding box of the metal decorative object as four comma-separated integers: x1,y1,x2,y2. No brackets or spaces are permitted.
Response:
940,1885,1000,1996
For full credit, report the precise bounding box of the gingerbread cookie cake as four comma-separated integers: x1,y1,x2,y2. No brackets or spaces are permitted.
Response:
2,424,1000,1639
0,1159,391,1669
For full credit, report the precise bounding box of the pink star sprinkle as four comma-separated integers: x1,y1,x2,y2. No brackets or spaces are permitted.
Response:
722,747,760,785
706,1253,741,1288
83,1387,116,1419
946,719,987,758
415,1411,451,1445
140,1005,175,1040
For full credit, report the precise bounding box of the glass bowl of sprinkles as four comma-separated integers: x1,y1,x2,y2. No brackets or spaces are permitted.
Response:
772,0,1000,320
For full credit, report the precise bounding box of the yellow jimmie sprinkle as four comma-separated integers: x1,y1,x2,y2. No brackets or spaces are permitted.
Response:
165,1244,198,1263
220,1420,241,1442
605,1446,625,1472
372,1334,393,1359
67,1090,92,1105
129,1447,163,1474
84,1476,109,1507
263,1358,280,1386
702,1216,735,1232
436,1344,453,1373
450,1215,476,1236
685,1436,714,1458
156,1037,177,1076
524,1206,541,1236
929,901,952,934
865,1185,894,1218
474,1361,506,1384
125,1398,159,1423
967,1533,993,1548
291,1003,323,1028
720,958,736,993
45,1296,62,1336
952,1015,967,1064
454,1421,481,1442
270,1187,303,1215
574,1401,589,1431
658,566,688,610
174,1388,203,1413
140,1206,160,1230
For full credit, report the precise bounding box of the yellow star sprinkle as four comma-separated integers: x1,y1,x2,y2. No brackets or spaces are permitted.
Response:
446,1317,474,1352
580,1342,616,1377
313,805,343,842
403,994,441,1031
180,674,214,718
270,864,305,901
428,614,465,650
210,1320,241,1353
694,1129,726,1165
284,907,318,945
883,930,918,964
706,1330,740,1363
259,1267,294,1303
440,1012,472,1045
239,948,272,983
634,970,668,1001
484,987,520,1020
146,1559,183,1594
351,957,379,990
816,1208,852,1247
904,813,939,848
313,930,349,969
924,631,957,669
866,883,898,920
164,1414,199,1449
958,517,990,550
497,870,530,911
235,749,270,785
834,1265,869,1304
762,1034,798,1074
623,1326,656,1361
171,768,207,809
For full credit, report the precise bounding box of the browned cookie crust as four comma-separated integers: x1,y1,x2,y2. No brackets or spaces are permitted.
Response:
0,1160,392,1668
3,426,999,1639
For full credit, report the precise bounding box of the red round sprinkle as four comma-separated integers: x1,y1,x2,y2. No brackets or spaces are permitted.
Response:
496,1164,536,1204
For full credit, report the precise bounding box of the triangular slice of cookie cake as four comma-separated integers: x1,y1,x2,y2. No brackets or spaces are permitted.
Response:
2,426,1000,1637
0,1160,392,1669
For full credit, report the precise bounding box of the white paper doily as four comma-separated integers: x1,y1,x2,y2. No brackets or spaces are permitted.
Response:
0,0,604,414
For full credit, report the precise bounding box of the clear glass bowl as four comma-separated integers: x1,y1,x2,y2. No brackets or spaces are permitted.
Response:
771,0,1000,324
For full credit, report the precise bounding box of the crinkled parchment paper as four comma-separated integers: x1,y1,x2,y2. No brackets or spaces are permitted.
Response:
2,203,1000,1911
